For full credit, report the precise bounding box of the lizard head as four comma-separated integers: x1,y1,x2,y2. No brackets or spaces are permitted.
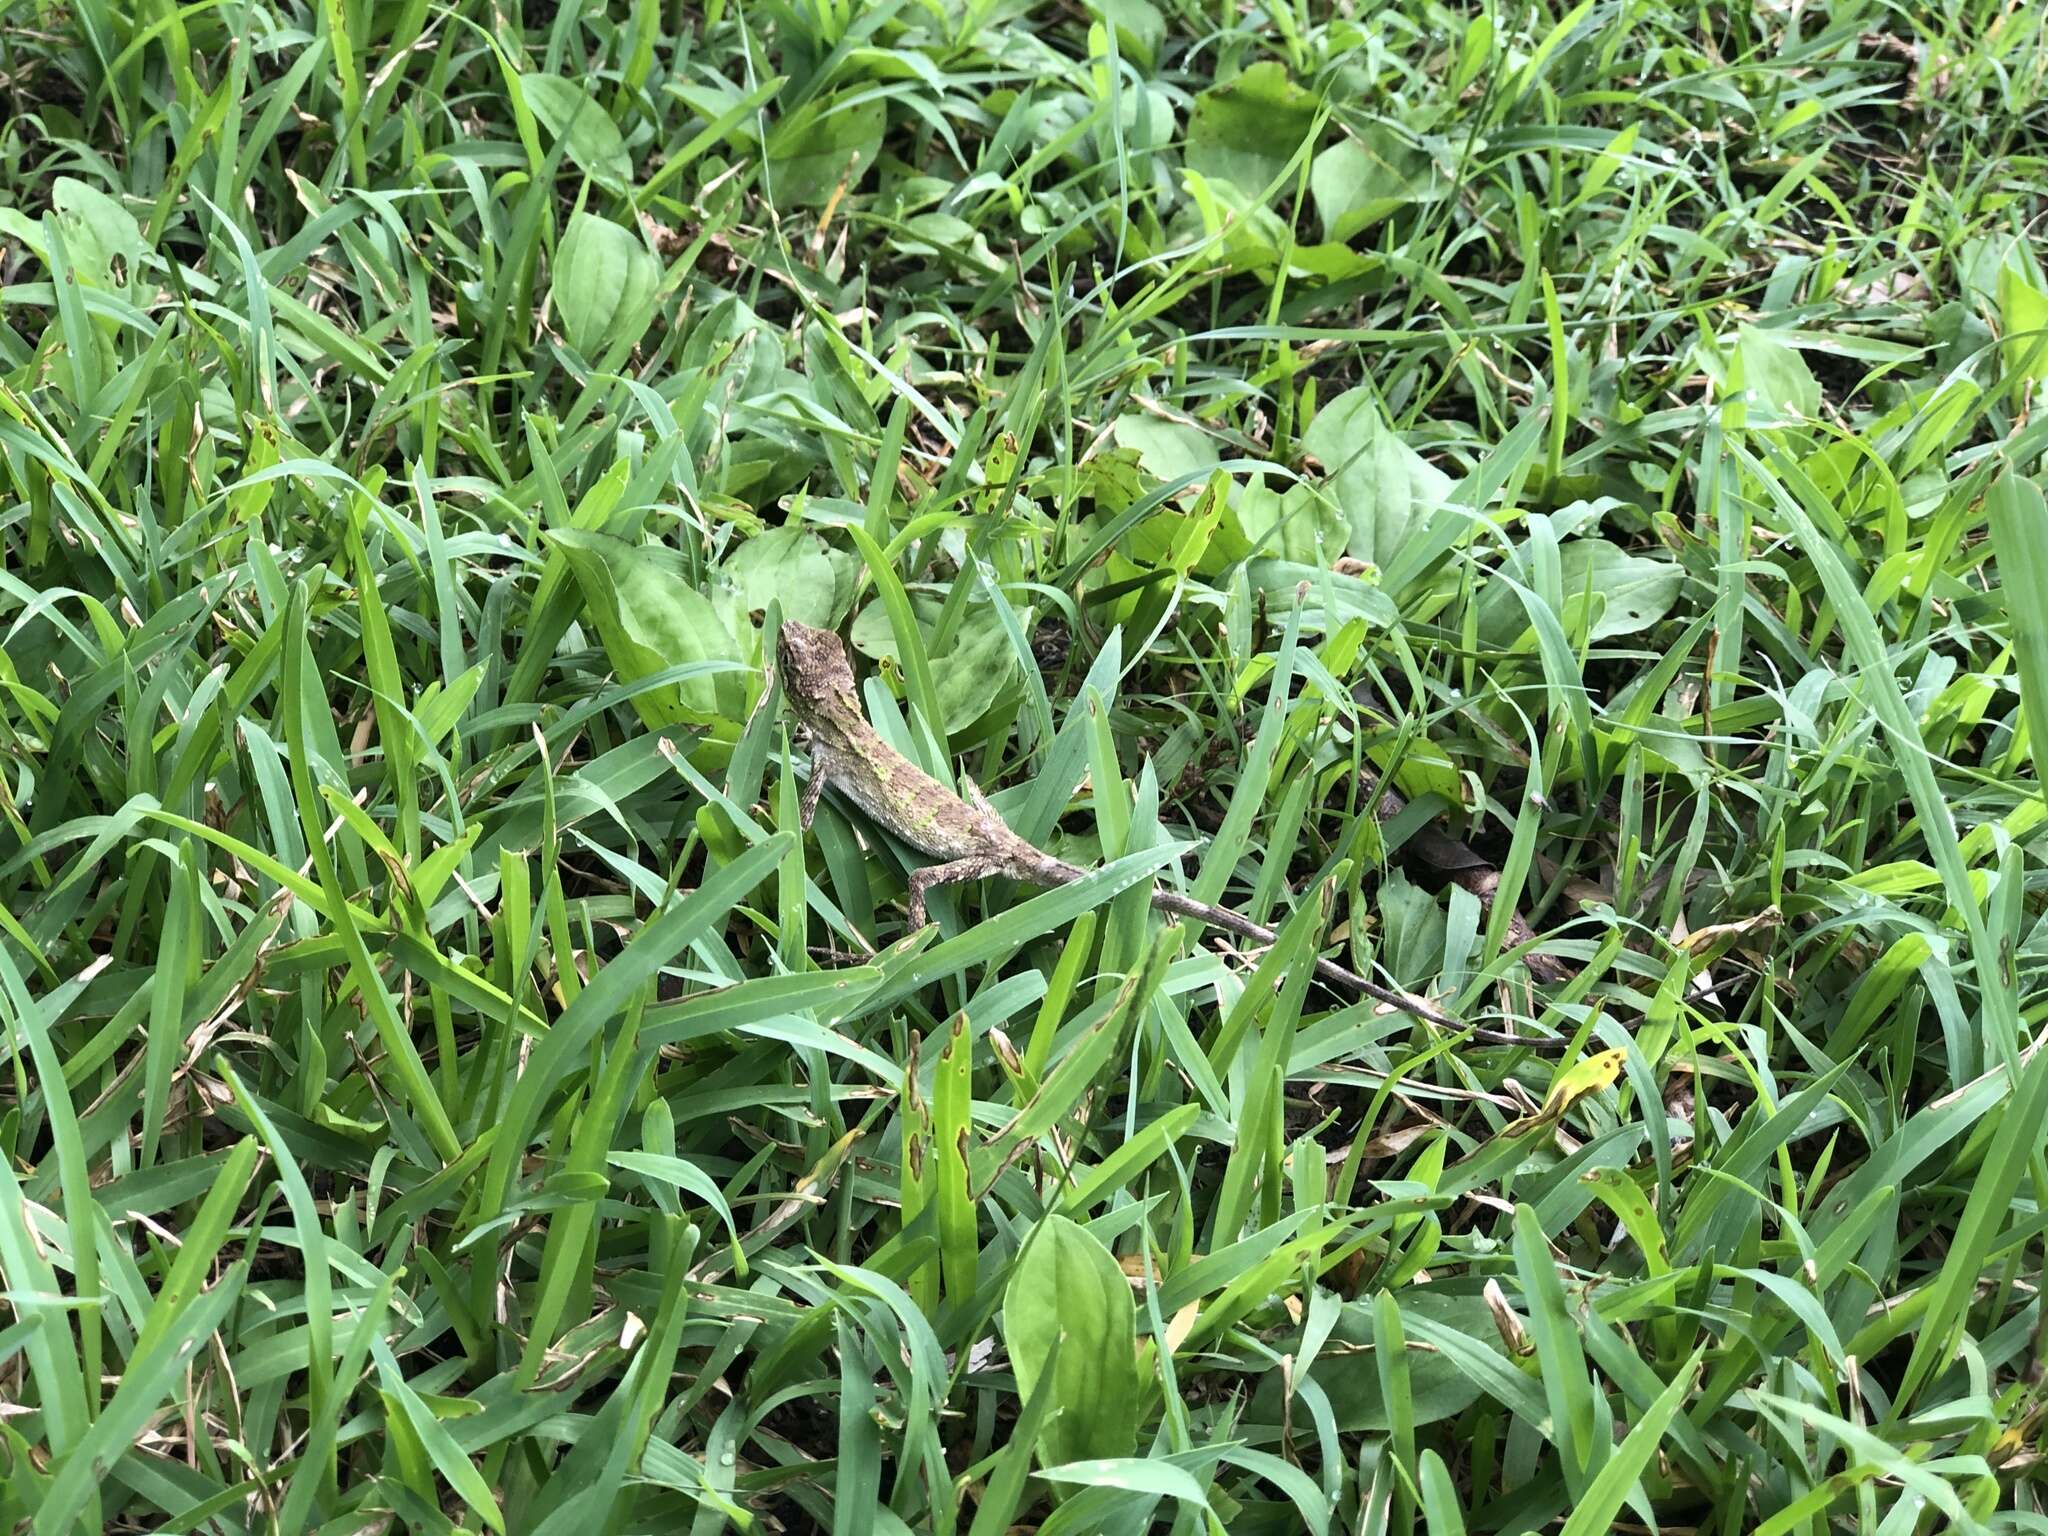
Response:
776,620,859,712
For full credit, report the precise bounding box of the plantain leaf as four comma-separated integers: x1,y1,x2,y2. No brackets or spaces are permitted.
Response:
1988,470,2048,803
551,213,661,356
1002,1215,1141,1468
849,593,1022,732
713,526,842,635
1302,386,1453,580
548,529,747,726
50,176,145,291
521,74,633,188
1185,61,1319,198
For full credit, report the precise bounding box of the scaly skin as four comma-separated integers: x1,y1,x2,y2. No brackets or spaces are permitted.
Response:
775,621,1569,1052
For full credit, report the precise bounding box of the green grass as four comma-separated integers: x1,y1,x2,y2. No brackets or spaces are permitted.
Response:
3,0,2048,1529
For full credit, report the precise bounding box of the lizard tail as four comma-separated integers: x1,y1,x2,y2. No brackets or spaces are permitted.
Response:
1149,885,1278,947
1147,887,1423,1012
1148,884,1569,1050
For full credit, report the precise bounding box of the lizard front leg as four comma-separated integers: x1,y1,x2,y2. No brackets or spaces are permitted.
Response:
797,739,837,829
798,761,828,829
906,854,1009,929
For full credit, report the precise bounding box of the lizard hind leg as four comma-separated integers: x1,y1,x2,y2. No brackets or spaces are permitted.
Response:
905,854,1008,929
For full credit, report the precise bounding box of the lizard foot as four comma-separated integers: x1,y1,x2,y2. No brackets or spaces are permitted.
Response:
906,855,1006,930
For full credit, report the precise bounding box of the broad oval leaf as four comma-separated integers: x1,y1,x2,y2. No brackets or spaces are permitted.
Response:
1220,478,1345,567
1988,470,2048,801
765,93,885,208
1309,127,1447,243
1090,0,1165,69
849,594,1022,733
547,529,746,726
1112,414,1220,486
1732,325,1820,424
1478,537,1683,646
1556,539,1685,641
50,176,145,291
521,74,633,188
1184,61,1319,199
1999,267,2048,409
1002,1214,1141,1467
551,213,661,356
713,526,841,634
1301,386,1453,580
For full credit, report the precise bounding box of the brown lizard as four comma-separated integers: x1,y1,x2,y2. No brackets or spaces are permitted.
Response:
776,621,1571,1052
